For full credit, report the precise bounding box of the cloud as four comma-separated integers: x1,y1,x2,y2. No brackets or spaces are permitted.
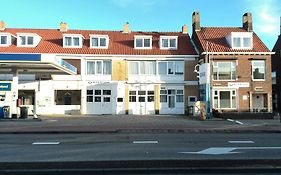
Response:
245,0,280,36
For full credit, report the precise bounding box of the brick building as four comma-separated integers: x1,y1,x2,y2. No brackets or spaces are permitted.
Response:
192,12,274,116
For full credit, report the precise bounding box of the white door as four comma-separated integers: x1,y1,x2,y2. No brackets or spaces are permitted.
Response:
253,94,264,111
86,86,114,114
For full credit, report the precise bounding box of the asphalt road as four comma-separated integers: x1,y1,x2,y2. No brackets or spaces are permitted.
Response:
0,133,281,162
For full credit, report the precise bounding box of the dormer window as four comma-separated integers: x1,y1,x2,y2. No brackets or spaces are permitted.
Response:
134,36,152,49
90,35,109,49
63,34,83,48
160,36,178,50
0,33,16,47
226,32,253,49
17,33,41,47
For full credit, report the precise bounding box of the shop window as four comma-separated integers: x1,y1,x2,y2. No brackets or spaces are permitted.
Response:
160,90,167,103
213,90,236,109
55,90,81,105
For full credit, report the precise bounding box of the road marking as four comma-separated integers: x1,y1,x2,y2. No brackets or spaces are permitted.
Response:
228,141,254,144
47,120,57,122
133,141,158,144
32,142,60,145
178,147,281,155
179,147,239,155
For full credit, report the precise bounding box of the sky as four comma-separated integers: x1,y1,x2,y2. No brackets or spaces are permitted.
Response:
0,0,280,50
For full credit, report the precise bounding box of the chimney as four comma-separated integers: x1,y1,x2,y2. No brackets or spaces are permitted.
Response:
123,22,130,33
182,24,188,34
0,21,6,31
243,13,253,32
192,11,201,32
60,22,68,32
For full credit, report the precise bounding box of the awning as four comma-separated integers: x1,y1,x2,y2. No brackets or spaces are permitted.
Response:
0,53,77,75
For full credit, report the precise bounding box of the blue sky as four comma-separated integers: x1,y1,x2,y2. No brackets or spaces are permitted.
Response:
0,0,280,49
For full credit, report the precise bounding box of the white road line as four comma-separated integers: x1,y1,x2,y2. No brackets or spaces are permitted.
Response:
32,142,60,145
133,141,158,144
228,141,254,144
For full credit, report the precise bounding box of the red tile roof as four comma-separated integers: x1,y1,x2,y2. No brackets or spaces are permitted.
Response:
193,27,270,53
0,28,197,55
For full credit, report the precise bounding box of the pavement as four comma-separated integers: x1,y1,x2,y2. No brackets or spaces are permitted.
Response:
0,114,280,134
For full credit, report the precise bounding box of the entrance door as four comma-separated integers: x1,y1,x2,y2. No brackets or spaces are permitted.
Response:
138,90,146,114
252,94,265,112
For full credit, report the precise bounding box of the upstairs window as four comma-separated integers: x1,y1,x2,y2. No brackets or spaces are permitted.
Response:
134,36,152,49
17,33,41,47
226,32,253,49
128,61,156,75
157,61,184,75
213,62,236,80
252,60,265,80
63,34,83,48
160,36,177,49
0,35,8,45
90,35,109,48
87,60,111,75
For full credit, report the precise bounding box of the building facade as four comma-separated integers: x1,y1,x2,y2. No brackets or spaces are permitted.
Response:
192,12,273,115
271,17,281,114
0,21,198,116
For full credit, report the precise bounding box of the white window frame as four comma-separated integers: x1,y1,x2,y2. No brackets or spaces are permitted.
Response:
134,35,152,49
128,61,156,75
86,60,112,75
226,32,253,49
213,89,237,109
252,60,266,81
159,36,178,50
157,61,184,75
0,34,9,47
16,33,41,47
212,61,236,81
63,34,83,48
90,35,109,49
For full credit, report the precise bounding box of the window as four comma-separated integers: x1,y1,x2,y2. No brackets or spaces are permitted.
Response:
213,62,236,80
233,37,241,47
129,61,156,75
87,60,111,75
87,90,93,102
129,91,136,102
158,61,183,75
19,36,34,46
160,90,167,103
55,90,81,105
90,35,109,48
213,90,236,109
176,90,184,103
252,60,265,80
63,34,83,48
147,91,154,102
160,36,178,49
227,32,253,49
134,36,152,49
272,72,276,85
158,62,167,75
0,35,8,45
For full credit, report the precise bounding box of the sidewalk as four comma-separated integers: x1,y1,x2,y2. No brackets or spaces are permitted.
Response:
0,114,280,134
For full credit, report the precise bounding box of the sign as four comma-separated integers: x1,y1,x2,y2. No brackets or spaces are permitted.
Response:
228,82,249,88
0,83,11,91
0,53,41,61
199,63,210,85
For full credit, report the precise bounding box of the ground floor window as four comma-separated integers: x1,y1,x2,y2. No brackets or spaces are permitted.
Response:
160,88,184,108
213,90,236,109
55,90,81,105
18,90,35,105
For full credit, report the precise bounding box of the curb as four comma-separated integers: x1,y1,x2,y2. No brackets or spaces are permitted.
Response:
0,128,281,134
